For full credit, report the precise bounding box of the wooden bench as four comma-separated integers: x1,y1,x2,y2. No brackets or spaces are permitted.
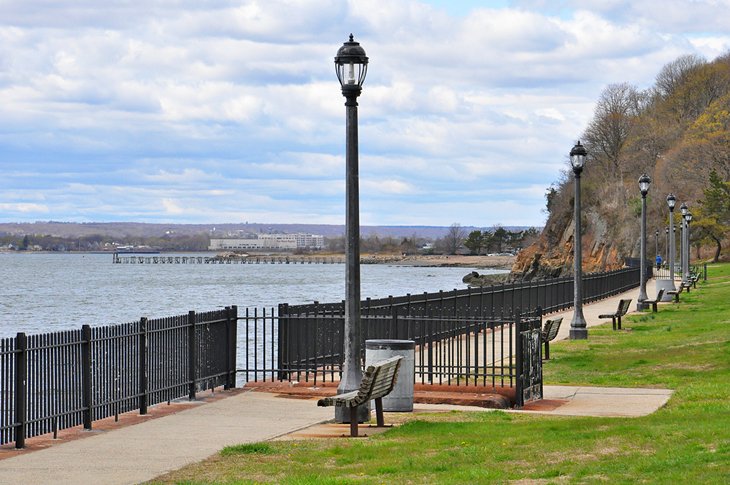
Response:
640,289,665,313
690,273,700,289
598,298,632,330
317,356,403,437
666,285,684,303
541,317,563,360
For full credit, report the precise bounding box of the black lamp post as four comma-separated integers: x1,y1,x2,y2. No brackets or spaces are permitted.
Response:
334,34,369,424
656,196,678,302
667,194,677,291
680,202,688,286
637,174,651,310
654,230,659,263
684,211,692,278
569,141,588,340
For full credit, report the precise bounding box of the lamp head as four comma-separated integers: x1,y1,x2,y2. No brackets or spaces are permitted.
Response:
680,202,688,216
335,34,368,92
666,193,676,211
638,173,651,196
569,141,587,175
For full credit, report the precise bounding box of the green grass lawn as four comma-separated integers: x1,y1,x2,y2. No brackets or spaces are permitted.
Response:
151,264,730,484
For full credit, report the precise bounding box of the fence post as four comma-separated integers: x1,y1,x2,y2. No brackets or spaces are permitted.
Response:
514,310,524,408
277,303,288,381
388,296,395,339
427,310,434,384
229,306,238,389
223,307,231,390
704,262,707,282
13,332,27,449
188,310,197,400
81,325,93,431
139,317,148,415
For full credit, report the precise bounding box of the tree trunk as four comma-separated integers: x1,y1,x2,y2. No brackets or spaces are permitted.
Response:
712,235,721,263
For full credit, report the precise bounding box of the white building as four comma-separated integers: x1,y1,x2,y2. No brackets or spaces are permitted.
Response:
209,234,324,251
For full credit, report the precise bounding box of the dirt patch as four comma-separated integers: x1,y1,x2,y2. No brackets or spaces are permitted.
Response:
388,254,515,269
245,381,514,409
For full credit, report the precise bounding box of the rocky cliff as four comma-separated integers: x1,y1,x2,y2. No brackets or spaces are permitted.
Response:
511,207,627,280
511,52,730,280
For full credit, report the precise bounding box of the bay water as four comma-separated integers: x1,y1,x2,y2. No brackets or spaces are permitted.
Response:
0,252,505,338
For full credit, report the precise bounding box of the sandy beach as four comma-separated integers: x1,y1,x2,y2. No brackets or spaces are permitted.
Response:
362,254,515,270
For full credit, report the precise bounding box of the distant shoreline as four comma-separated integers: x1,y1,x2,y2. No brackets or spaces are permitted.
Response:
0,250,515,271
364,254,515,270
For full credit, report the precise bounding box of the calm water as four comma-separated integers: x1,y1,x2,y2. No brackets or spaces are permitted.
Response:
0,253,505,338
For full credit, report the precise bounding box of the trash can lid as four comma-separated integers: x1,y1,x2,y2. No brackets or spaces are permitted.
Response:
365,339,415,350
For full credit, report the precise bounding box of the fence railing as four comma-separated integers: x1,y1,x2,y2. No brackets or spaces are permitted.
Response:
654,263,705,280
274,267,641,376
282,267,641,318
0,307,237,448
241,306,542,397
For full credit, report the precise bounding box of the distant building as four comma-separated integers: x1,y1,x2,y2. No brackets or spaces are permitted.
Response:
209,234,324,251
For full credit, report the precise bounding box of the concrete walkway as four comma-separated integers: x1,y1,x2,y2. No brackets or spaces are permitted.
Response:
0,279,674,485
0,392,332,485
547,278,660,339
536,385,673,417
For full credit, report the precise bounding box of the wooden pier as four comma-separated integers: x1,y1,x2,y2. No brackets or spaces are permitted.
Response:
112,253,345,265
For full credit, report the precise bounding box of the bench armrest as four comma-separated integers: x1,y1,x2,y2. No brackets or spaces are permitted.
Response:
317,390,360,407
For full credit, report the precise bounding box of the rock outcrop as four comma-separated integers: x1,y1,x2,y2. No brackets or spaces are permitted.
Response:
511,206,630,281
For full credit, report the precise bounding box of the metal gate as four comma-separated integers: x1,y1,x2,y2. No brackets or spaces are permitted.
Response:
515,311,543,407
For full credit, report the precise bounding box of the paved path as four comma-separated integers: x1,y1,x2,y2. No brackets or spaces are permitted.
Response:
0,279,674,485
0,392,331,485
537,385,673,417
547,278,659,339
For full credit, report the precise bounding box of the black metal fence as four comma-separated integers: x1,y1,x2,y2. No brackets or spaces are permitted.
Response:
240,306,542,401
282,266,641,319
654,263,705,281
0,307,237,448
270,267,640,379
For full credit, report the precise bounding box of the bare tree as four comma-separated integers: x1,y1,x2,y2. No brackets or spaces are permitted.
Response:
583,83,643,179
443,223,466,255
654,54,705,99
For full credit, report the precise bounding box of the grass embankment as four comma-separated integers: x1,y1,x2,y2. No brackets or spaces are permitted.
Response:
152,264,730,484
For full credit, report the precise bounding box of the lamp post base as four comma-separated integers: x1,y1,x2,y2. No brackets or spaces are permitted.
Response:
656,279,676,302
636,301,650,311
334,368,369,423
335,402,370,424
569,327,588,340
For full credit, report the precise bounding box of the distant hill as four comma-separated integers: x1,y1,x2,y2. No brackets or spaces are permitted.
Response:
0,221,533,240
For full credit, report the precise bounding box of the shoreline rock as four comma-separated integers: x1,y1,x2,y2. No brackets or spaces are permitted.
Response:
462,271,511,287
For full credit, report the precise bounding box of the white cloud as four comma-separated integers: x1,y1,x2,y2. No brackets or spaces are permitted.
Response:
161,198,185,215
0,0,728,226
0,203,49,213
363,179,416,195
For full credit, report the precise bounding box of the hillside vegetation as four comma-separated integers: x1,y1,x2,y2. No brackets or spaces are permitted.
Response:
513,52,730,279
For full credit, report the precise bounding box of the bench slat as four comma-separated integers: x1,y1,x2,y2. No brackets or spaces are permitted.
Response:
317,356,403,409
542,317,563,342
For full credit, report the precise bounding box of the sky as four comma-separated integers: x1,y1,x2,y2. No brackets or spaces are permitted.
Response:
1,1,729,228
